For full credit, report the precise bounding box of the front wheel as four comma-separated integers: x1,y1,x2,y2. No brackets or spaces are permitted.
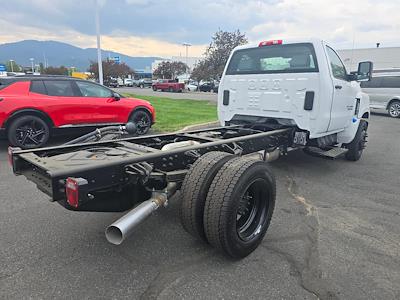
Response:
129,110,152,135
204,157,276,258
388,101,400,118
152,86,157,91
8,115,50,149
345,120,368,161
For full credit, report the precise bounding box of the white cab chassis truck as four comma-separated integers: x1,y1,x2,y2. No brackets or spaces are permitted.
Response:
219,39,372,160
9,39,373,259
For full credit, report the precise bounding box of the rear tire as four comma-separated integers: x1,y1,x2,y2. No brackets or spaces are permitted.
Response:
388,101,400,118
345,120,368,161
8,115,50,149
204,157,276,258
180,152,235,241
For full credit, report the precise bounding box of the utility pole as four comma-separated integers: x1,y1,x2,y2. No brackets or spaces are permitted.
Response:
95,0,103,85
9,60,14,72
182,43,191,80
29,58,34,73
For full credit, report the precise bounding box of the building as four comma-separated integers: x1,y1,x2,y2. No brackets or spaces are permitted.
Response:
338,47,400,72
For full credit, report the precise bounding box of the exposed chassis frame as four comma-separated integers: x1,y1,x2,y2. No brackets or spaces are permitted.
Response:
10,124,294,210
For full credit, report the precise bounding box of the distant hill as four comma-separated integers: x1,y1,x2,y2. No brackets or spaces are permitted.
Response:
0,40,161,71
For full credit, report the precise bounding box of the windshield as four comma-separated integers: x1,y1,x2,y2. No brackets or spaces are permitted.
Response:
226,43,318,75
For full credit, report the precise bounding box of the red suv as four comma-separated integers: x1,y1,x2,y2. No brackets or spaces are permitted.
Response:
0,76,155,148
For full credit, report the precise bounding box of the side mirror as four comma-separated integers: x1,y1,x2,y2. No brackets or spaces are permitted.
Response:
112,92,121,101
356,61,373,82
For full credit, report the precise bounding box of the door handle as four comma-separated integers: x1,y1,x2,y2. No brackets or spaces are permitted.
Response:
335,85,342,89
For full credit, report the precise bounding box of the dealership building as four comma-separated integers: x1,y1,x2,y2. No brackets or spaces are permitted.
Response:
338,46,400,72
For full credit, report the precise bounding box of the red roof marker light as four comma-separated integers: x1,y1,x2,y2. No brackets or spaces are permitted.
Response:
259,40,283,47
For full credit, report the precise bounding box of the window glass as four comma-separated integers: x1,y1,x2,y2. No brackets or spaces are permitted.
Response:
30,81,46,94
76,81,113,97
326,46,347,80
380,76,400,88
360,77,382,88
226,43,318,75
44,80,75,96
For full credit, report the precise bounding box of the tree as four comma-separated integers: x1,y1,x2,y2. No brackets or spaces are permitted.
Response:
43,66,69,75
88,60,134,80
5,60,21,72
191,29,248,81
190,60,210,83
153,61,188,79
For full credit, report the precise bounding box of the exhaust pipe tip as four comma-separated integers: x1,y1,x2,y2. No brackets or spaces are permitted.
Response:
105,225,124,245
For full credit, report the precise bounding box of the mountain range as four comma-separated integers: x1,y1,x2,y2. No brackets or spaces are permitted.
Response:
0,40,162,71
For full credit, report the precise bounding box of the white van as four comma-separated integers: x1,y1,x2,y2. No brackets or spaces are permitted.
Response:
360,73,400,118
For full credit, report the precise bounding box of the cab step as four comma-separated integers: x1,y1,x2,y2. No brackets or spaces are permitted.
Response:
303,147,348,159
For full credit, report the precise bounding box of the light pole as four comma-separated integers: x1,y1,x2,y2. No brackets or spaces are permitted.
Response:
9,59,14,72
29,58,34,73
95,0,103,85
182,42,191,79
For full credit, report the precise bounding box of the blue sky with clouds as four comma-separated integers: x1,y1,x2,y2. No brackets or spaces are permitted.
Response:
0,0,399,57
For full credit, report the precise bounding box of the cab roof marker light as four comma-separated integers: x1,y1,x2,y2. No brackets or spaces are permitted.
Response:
258,40,283,47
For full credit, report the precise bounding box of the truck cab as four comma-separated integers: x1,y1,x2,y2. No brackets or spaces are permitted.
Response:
218,39,372,146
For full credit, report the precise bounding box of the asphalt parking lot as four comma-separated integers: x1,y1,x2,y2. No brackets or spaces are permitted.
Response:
114,86,218,102
1,113,399,299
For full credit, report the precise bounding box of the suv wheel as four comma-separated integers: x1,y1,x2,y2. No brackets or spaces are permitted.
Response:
388,101,400,118
8,115,50,149
130,110,152,135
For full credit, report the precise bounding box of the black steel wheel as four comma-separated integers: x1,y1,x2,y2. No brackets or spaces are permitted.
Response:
388,101,400,118
180,151,235,241
129,110,152,135
8,115,50,149
345,120,368,161
204,157,276,258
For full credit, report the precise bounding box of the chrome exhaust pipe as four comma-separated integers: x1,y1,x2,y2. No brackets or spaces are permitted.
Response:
105,183,177,245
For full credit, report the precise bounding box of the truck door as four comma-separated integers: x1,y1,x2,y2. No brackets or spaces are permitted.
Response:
325,46,355,131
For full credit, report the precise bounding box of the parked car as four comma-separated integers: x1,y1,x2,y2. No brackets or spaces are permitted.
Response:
199,81,218,93
186,81,198,91
360,73,400,118
124,78,134,87
104,78,119,88
0,76,155,148
152,79,185,92
138,78,153,88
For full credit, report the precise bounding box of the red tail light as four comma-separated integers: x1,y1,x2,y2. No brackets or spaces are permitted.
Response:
259,40,283,47
66,177,79,208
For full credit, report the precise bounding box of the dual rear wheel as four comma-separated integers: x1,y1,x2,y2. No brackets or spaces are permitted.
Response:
180,151,276,259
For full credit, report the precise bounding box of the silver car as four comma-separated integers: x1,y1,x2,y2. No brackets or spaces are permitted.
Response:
361,73,400,118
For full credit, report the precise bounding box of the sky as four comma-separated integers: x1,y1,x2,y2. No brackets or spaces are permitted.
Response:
0,0,399,58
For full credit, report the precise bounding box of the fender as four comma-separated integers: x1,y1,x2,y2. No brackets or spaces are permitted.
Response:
3,108,54,129
128,106,155,124
337,92,369,144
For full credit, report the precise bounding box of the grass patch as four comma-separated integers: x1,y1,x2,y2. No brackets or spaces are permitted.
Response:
125,94,218,132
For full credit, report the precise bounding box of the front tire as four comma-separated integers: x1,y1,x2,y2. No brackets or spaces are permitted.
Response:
204,157,276,258
129,110,152,135
152,86,157,91
8,115,50,149
345,120,368,161
388,101,400,118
